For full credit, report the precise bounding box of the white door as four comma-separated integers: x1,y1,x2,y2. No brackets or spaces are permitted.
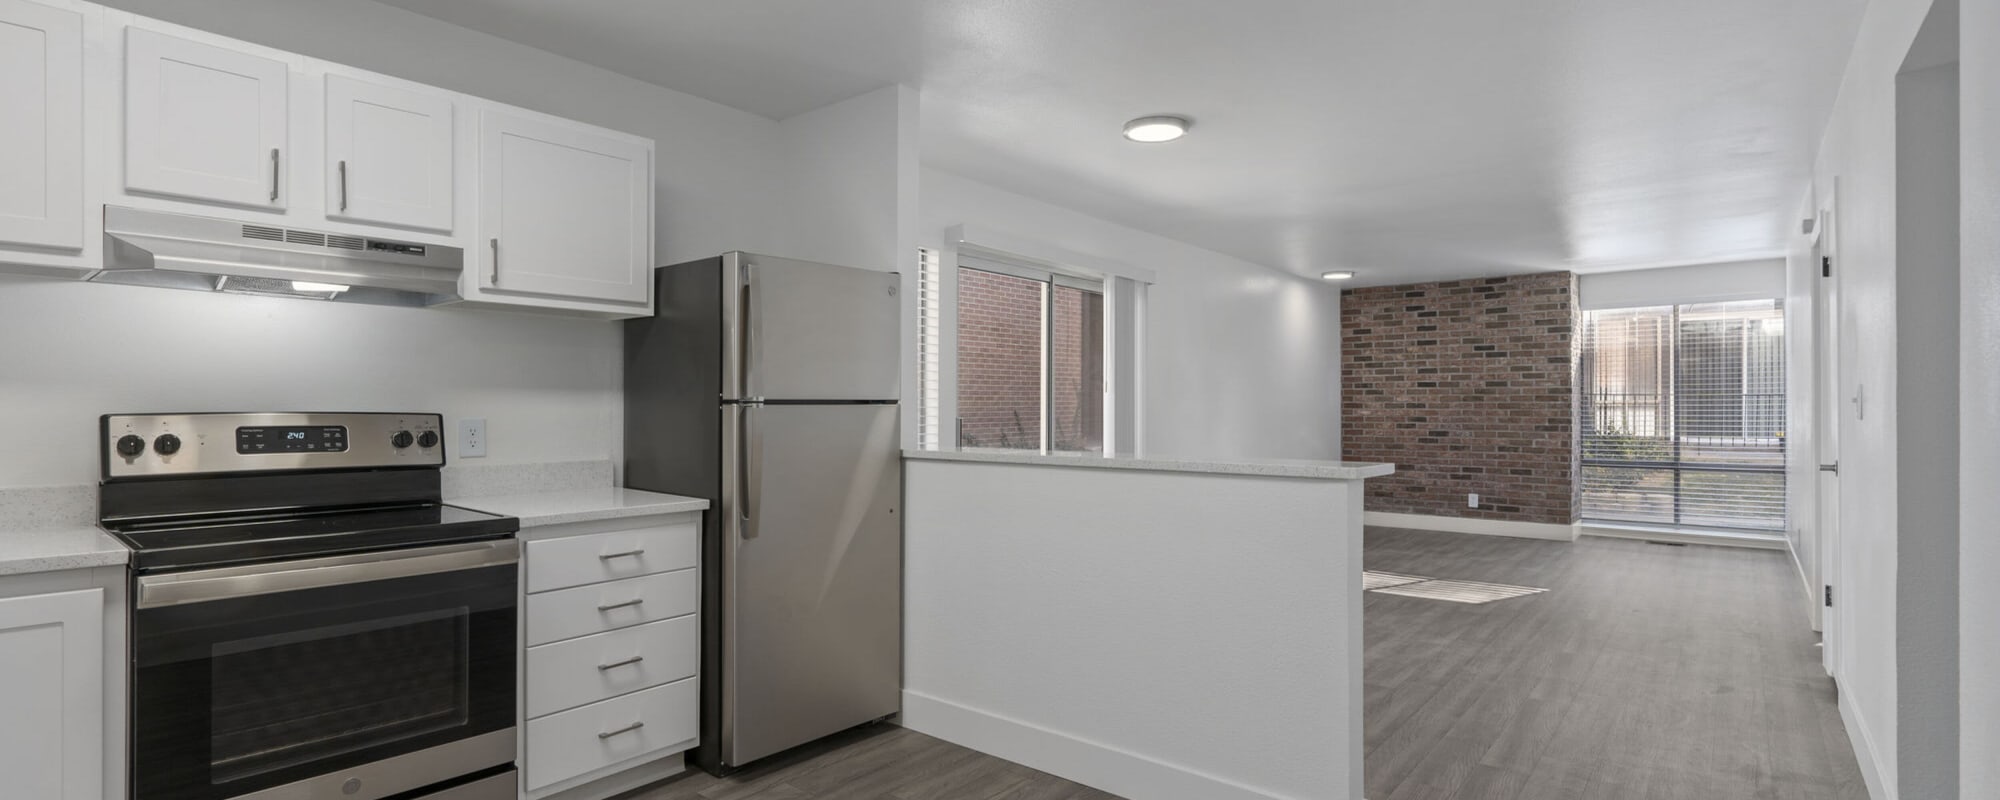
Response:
478,109,650,305
325,74,453,232
124,27,288,209
0,0,84,251
0,588,104,800
1815,192,1843,678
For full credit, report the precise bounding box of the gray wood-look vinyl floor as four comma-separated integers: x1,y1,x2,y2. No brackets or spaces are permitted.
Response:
623,527,1865,800
616,724,1118,800
1364,526,1868,800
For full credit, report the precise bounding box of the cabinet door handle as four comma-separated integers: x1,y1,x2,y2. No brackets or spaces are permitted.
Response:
596,598,644,612
598,721,645,739
269,148,280,202
597,655,645,671
598,549,646,560
337,160,348,211
490,238,500,285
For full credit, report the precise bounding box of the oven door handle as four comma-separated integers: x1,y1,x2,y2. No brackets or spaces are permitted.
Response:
136,539,519,609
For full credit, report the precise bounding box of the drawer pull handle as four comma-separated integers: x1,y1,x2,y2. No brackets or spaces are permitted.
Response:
598,549,647,560
598,721,645,739
597,598,645,612
598,655,645,671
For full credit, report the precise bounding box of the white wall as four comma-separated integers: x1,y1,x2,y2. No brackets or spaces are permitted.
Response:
1577,258,1787,310
903,460,1364,800
920,168,1344,460
1804,0,1967,796
1959,0,2000,793
0,277,620,487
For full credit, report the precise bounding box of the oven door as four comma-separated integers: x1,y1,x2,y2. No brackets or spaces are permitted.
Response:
132,540,518,800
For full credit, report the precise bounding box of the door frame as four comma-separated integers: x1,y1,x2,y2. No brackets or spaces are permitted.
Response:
1814,183,1843,678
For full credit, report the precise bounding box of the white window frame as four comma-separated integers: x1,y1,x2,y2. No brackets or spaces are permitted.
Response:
920,226,1149,455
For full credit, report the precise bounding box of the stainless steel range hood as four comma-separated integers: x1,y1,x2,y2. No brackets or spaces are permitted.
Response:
94,206,464,306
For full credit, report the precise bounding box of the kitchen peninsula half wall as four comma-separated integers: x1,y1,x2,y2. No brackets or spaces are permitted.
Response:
901,450,1392,800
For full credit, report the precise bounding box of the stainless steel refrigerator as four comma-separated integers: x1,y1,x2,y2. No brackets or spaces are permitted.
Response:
624,252,902,774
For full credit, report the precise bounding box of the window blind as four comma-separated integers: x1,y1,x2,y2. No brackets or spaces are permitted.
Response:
1579,300,1787,531
916,247,944,450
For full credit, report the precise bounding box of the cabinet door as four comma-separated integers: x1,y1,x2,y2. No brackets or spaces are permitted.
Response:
124,27,287,209
0,588,104,800
479,110,650,305
0,0,83,251
325,74,453,231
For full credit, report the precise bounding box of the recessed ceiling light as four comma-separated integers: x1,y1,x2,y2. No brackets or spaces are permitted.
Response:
1123,115,1191,143
1321,271,1356,281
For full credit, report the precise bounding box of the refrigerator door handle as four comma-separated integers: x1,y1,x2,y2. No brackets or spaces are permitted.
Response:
742,404,762,540
741,263,760,401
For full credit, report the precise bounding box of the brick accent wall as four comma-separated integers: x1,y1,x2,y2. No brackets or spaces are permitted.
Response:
1341,272,1580,525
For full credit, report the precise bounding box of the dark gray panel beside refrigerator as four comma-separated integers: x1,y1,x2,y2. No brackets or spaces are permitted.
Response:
624,252,902,775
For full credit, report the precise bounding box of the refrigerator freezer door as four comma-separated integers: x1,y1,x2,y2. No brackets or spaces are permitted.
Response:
723,402,902,766
737,254,901,402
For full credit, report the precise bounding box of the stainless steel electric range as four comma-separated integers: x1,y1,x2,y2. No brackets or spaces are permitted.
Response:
99,413,521,800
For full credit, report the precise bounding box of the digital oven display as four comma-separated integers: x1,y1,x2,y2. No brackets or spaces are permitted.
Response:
236,426,348,454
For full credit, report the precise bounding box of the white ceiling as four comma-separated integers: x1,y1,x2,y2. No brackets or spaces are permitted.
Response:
374,0,1868,285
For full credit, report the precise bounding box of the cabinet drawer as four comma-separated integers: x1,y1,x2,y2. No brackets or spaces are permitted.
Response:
526,522,698,593
526,569,696,647
525,677,697,791
526,614,697,719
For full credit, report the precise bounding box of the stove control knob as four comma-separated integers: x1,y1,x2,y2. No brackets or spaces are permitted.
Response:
115,435,146,458
416,430,439,449
390,430,415,449
153,433,182,456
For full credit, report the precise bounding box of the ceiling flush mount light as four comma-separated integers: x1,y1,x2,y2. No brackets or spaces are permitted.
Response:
1320,271,1356,281
1123,115,1191,143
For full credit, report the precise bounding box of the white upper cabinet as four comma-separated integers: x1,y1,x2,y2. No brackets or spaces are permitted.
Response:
0,588,104,800
123,27,288,209
324,74,453,232
478,108,652,307
0,0,84,254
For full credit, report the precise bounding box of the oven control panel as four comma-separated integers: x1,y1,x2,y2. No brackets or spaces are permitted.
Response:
103,413,444,479
236,425,348,454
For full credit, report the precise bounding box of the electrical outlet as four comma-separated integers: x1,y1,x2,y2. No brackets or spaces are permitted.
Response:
459,418,486,458
1468,492,1480,508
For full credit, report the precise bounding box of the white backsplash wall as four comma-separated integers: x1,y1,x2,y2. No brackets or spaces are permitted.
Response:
0,277,621,488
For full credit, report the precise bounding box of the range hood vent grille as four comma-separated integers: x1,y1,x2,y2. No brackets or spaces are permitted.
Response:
283,229,327,247
241,225,284,242
327,235,365,251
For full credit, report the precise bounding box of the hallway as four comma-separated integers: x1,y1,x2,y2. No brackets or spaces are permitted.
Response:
1364,527,1868,800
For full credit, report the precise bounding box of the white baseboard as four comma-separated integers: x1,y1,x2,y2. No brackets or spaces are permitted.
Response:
1839,684,1893,800
1577,523,1788,551
900,690,1302,800
1363,511,1580,541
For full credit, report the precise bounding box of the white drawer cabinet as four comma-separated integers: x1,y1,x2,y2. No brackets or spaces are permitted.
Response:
525,614,697,719
0,587,104,800
523,677,698,792
525,568,698,647
518,511,702,799
525,522,698,593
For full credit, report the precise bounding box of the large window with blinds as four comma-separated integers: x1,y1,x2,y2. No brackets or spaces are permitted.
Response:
1579,300,1786,532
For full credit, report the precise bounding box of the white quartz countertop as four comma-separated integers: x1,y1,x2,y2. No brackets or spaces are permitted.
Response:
0,526,130,577
903,449,1396,480
449,487,709,529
